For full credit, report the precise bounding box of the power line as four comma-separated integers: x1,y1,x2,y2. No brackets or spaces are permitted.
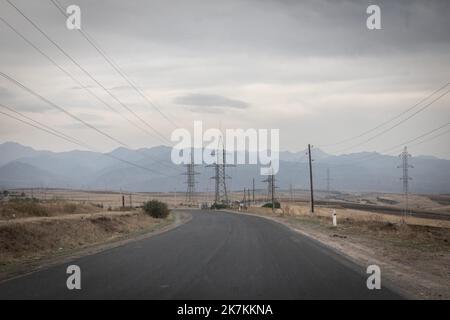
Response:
326,122,450,168
0,103,89,148
0,109,87,148
334,89,449,153
320,82,449,149
0,15,167,140
409,129,450,149
49,0,181,129
0,71,133,147
6,0,170,145
0,108,176,177
0,14,162,141
0,71,181,172
379,122,450,155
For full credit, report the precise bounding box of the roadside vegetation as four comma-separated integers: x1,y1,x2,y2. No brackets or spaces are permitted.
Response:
262,201,281,209
210,203,229,210
0,198,103,220
0,198,177,270
142,200,170,218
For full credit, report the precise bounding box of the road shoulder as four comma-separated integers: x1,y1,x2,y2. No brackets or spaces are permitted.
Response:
0,210,192,283
224,208,450,300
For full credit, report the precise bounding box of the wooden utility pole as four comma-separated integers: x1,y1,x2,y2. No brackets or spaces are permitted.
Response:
252,178,255,204
308,144,315,213
271,173,275,212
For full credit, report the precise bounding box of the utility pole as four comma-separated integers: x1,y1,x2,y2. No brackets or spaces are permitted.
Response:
243,188,247,208
398,146,413,223
263,175,271,202
271,173,275,211
289,183,294,202
252,178,255,204
247,188,251,207
308,144,315,213
129,194,132,208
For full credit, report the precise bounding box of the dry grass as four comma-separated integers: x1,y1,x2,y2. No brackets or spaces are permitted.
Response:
0,211,173,267
0,199,103,220
282,203,450,229
11,189,182,209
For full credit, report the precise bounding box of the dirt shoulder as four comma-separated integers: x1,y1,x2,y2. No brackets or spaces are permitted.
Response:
0,210,191,282
228,205,450,300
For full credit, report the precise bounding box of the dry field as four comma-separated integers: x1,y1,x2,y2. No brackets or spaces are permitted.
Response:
0,194,180,274
4,188,184,209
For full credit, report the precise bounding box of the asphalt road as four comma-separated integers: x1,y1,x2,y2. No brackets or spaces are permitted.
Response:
0,210,402,299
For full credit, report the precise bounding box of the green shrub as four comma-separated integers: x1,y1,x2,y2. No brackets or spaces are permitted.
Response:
262,201,280,209
142,200,170,218
210,203,229,210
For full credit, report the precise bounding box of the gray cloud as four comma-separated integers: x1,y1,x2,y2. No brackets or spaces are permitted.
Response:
0,86,13,99
58,0,450,58
174,94,250,112
0,0,449,159
15,102,56,113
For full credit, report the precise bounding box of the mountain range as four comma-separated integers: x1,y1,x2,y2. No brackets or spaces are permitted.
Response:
0,142,449,194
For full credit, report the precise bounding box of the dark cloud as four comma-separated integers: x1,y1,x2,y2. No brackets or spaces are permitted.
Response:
53,0,450,57
174,94,250,112
1,0,449,158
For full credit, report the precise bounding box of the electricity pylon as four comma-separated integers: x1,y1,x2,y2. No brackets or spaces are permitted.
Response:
398,146,413,223
262,166,277,211
207,137,233,205
183,149,199,204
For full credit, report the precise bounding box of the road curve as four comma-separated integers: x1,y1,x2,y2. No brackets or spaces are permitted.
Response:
0,210,402,299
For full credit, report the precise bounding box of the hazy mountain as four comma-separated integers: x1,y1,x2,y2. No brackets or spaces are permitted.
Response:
279,148,330,162
0,162,68,188
0,142,449,194
0,142,51,167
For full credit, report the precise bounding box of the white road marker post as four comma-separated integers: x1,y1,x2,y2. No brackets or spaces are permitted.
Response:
332,209,337,227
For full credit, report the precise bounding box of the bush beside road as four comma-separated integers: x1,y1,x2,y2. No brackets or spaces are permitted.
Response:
0,199,182,277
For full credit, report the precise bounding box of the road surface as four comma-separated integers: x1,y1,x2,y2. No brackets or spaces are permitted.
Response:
0,210,402,299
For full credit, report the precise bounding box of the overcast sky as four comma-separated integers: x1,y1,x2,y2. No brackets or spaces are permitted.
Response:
0,0,449,158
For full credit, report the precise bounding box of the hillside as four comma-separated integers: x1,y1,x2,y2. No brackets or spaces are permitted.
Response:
0,142,449,194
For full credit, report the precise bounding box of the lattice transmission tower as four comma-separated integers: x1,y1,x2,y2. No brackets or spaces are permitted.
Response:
398,146,413,222
262,165,277,211
207,137,233,205
183,149,199,204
